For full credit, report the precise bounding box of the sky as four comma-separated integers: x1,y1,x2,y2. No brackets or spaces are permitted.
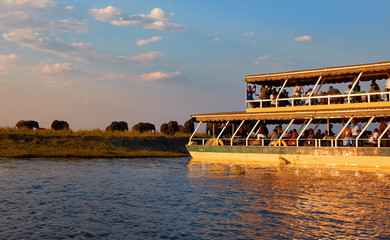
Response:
1,0,390,130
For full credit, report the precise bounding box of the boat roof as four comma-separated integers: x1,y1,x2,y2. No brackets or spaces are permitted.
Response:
245,61,390,86
191,104,390,124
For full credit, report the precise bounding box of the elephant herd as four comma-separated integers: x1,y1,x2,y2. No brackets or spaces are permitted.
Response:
14,119,195,135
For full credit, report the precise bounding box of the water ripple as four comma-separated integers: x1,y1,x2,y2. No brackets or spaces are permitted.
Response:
0,158,389,239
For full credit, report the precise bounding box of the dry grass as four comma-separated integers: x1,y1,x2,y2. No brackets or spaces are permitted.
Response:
0,128,192,158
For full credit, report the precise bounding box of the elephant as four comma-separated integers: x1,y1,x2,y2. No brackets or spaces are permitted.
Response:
160,123,169,134
131,122,156,133
167,121,179,135
16,120,40,130
106,121,128,132
51,120,70,131
184,119,195,133
178,125,185,133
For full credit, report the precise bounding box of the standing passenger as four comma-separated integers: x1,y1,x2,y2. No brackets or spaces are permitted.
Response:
293,82,304,105
260,84,269,107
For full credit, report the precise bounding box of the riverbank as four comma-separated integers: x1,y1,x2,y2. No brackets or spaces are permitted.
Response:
0,128,192,158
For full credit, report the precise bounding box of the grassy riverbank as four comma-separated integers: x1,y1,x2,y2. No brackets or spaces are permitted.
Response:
0,128,201,158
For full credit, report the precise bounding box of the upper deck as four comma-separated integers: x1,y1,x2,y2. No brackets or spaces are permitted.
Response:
245,61,390,113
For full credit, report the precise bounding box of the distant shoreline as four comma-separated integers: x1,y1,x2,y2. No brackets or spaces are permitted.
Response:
0,129,190,158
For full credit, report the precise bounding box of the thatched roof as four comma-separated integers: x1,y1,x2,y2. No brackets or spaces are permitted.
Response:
246,61,390,86
191,106,390,124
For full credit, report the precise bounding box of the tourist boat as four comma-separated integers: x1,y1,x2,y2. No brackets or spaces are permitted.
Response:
186,61,390,168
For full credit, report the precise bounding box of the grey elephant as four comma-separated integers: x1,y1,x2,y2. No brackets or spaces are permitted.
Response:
51,120,70,131
184,119,195,133
160,123,169,134
167,121,179,135
131,122,156,133
16,120,40,130
106,121,128,132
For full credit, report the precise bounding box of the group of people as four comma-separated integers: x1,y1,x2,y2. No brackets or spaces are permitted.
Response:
247,73,390,108
249,118,390,147
250,123,335,147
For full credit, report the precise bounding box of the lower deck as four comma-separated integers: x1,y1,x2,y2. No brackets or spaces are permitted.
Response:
186,145,390,169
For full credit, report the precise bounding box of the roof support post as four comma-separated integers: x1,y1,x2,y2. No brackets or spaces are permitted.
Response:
245,81,248,109
296,118,313,146
216,121,230,146
189,121,203,145
348,72,363,103
275,79,288,107
355,117,375,147
246,120,260,146
278,119,294,146
310,76,322,106
378,122,390,148
314,78,325,95
230,120,245,146
335,117,354,147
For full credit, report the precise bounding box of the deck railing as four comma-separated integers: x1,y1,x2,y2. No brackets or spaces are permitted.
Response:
189,137,387,148
246,90,389,109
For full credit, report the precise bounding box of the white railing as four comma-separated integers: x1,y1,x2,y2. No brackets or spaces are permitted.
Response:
246,91,389,109
189,137,387,148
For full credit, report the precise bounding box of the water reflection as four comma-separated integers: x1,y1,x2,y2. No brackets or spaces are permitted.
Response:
188,160,390,239
0,158,389,239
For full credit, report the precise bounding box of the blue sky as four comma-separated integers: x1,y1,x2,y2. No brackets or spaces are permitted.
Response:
0,0,389,130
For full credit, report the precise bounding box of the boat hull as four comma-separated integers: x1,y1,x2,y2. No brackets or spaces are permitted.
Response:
186,145,390,168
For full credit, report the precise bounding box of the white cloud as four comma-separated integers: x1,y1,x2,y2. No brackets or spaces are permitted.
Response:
294,35,313,42
65,6,74,11
136,36,162,46
254,55,276,65
3,30,163,64
0,1,87,32
91,6,185,32
0,53,20,70
89,5,123,22
140,71,184,82
213,38,220,42
244,32,254,37
41,62,74,73
1,0,57,10
144,21,185,32
147,8,173,20
119,51,164,64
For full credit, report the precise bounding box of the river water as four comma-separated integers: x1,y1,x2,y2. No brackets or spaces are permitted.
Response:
0,157,389,239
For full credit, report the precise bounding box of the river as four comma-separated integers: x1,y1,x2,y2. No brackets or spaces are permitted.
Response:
0,157,389,239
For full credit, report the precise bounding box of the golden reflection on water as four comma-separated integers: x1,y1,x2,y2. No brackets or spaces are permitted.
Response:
188,159,390,239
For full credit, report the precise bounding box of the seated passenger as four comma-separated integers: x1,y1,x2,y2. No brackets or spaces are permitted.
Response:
315,129,323,139
269,129,280,146
370,80,380,101
270,90,277,107
322,130,331,146
303,128,315,146
368,128,379,144
327,86,342,104
288,129,298,145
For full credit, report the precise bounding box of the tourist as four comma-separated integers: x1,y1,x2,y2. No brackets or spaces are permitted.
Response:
260,84,269,107
384,73,390,101
304,88,313,105
342,127,353,146
322,130,331,146
327,86,342,104
270,90,277,107
288,129,298,146
368,128,379,144
247,85,258,108
370,80,380,101
280,89,291,106
315,129,323,139
293,82,304,106
269,129,280,146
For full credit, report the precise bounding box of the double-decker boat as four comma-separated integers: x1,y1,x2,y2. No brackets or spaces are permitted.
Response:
186,61,390,168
